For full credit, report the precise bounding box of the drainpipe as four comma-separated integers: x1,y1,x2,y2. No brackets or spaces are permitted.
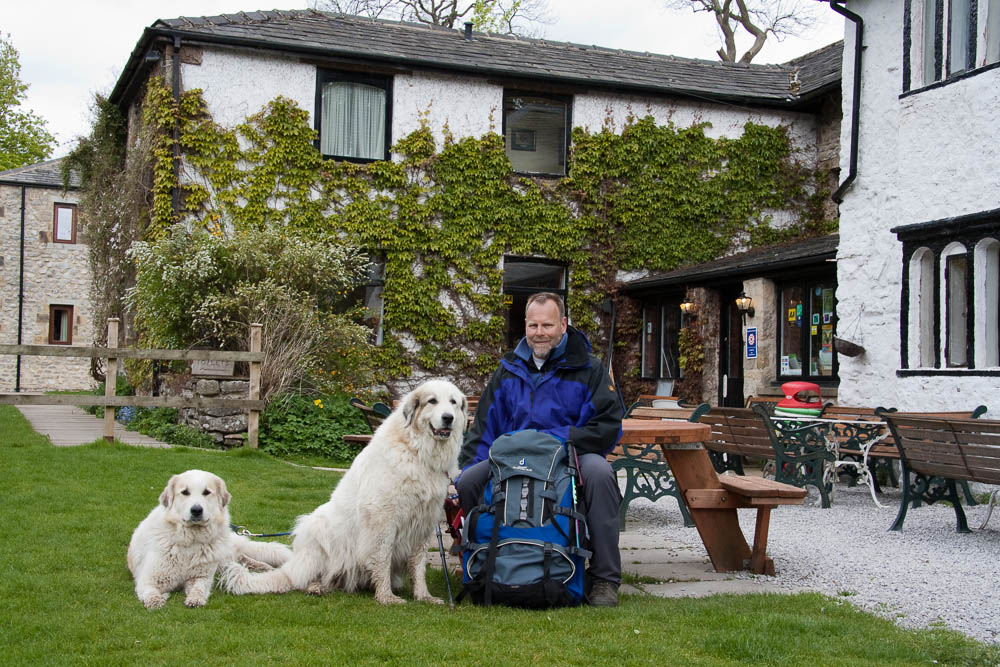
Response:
828,0,864,204
171,36,182,215
15,185,25,392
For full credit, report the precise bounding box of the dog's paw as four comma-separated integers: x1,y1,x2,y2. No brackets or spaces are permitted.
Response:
305,581,328,596
142,593,167,610
184,595,207,608
239,555,273,572
375,592,406,605
415,594,445,605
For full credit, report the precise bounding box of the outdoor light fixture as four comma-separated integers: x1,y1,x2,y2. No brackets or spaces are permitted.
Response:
735,291,755,323
679,300,697,315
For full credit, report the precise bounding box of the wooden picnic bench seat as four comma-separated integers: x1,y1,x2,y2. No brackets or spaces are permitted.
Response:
698,407,775,476
881,411,997,532
609,403,711,529
342,398,392,447
622,420,808,576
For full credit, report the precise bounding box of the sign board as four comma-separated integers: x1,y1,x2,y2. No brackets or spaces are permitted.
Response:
746,327,757,359
191,359,235,377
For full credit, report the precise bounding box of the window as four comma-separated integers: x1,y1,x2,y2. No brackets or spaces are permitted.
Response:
339,258,385,345
53,203,77,243
777,279,837,380
49,305,73,344
894,210,1000,371
503,93,569,176
502,257,567,348
640,302,683,381
906,0,999,90
315,70,391,162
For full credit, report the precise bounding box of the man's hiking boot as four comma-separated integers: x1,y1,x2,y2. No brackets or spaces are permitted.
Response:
589,580,619,607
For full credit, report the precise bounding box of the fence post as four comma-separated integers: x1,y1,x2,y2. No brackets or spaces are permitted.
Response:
247,323,262,448
104,318,119,443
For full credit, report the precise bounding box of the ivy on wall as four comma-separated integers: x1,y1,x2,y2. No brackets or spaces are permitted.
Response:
81,77,835,392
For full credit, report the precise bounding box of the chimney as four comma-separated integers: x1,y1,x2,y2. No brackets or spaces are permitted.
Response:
464,22,473,41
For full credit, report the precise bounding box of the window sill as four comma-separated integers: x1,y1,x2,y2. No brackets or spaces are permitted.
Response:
897,368,1000,377
901,60,1000,98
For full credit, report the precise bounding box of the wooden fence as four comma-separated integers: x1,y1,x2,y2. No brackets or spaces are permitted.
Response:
0,318,265,447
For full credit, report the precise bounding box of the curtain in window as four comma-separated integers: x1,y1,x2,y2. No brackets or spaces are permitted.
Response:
321,82,386,159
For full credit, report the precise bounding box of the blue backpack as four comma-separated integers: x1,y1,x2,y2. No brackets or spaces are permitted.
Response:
460,430,591,608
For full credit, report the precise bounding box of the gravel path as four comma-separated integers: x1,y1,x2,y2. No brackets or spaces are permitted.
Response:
626,482,1000,645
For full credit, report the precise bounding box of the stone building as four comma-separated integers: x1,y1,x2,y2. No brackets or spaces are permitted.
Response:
107,10,843,399
0,158,93,392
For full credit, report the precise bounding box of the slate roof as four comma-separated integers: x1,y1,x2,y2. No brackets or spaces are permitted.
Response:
623,233,839,292
0,158,80,189
112,9,842,109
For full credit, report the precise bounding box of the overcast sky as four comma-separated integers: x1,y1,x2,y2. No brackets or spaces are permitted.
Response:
4,1,845,157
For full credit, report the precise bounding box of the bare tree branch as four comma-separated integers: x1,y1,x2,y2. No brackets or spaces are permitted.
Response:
310,0,551,35
664,0,819,63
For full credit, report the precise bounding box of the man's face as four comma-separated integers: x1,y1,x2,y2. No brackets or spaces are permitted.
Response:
525,299,567,359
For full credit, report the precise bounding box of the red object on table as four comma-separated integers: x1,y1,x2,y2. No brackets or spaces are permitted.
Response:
778,381,822,410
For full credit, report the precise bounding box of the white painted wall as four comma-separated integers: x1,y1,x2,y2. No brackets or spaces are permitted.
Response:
835,0,1000,410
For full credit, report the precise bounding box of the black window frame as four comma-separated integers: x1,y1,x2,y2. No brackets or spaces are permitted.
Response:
639,299,685,382
314,69,393,163
501,90,572,178
902,0,997,94
893,209,1000,375
502,256,568,349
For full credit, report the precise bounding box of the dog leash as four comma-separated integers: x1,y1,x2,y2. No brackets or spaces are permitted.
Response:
230,523,291,538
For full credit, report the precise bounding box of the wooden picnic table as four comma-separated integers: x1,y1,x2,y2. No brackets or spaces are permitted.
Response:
620,418,806,575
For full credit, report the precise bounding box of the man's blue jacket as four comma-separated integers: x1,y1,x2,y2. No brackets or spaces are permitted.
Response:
458,326,624,470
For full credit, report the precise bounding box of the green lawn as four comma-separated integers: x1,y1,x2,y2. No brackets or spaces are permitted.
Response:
1,405,997,666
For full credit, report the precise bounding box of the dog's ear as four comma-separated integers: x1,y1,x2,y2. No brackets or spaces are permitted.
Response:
159,475,177,508
214,476,231,507
402,391,421,427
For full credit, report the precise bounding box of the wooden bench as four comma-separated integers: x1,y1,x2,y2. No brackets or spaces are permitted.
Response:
698,407,776,476
342,398,391,447
609,404,710,529
882,412,998,532
621,419,807,575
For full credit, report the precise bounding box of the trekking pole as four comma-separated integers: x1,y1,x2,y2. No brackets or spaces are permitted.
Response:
435,522,455,611
569,444,581,549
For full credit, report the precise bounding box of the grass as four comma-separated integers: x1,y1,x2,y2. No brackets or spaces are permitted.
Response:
1,406,998,666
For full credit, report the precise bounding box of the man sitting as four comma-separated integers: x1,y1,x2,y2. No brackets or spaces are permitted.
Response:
456,292,624,607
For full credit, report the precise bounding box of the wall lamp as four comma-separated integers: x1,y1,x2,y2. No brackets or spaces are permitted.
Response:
679,299,697,315
735,291,755,323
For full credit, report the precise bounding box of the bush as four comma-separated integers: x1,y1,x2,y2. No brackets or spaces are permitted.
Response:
260,393,369,463
127,407,219,450
83,375,136,419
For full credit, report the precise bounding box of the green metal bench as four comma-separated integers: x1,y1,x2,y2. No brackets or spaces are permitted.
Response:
612,403,710,530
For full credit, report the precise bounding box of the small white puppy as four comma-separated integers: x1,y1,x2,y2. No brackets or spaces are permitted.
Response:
127,469,292,609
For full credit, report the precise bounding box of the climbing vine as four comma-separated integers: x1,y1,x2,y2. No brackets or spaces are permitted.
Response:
76,76,835,394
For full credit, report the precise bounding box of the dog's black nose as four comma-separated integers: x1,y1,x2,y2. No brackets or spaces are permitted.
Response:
190,505,203,518
441,413,454,425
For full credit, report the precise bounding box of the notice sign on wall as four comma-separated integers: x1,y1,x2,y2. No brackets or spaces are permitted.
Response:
746,327,757,359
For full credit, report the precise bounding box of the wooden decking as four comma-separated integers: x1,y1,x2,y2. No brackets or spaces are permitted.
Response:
16,404,170,448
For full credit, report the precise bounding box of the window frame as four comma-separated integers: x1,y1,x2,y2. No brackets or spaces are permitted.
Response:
639,300,685,381
49,305,73,345
903,0,1000,93
314,69,392,163
501,90,572,177
501,256,568,349
893,209,1000,375
53,203,77,244
775,276,839,382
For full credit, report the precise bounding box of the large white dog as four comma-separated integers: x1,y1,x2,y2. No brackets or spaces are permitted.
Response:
127,469,292,609
222,380,466,604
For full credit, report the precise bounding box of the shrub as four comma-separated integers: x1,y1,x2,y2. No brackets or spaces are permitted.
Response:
128,225,375,400
127,407,219,450
259,393,369,463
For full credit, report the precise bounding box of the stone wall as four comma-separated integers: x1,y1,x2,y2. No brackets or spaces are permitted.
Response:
178,376,250,447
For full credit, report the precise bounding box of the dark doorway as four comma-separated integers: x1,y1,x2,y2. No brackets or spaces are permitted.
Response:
503,257,567,349
718,288,744,407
